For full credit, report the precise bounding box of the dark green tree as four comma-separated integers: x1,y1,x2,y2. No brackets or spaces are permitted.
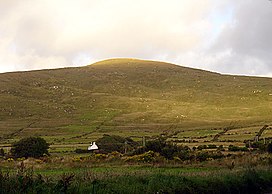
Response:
0,148,4,156
267,143,272,153
145,138,191,160
145,137,167,153
10,137,49,158
96,134,138,153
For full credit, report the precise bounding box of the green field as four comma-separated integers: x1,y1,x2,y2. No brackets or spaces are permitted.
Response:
1,154,272,193
1,58,272,152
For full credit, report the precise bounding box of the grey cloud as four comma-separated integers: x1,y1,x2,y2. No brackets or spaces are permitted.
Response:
208,0,272,76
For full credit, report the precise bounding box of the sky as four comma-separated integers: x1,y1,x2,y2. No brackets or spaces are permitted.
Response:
0,0,272,77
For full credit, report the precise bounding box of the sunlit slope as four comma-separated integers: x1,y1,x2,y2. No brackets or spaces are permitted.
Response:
1,58,272,143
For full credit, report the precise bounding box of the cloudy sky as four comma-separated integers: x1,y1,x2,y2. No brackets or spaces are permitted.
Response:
0,0,272,76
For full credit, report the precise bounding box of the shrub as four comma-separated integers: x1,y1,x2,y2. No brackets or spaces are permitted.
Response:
197,145,207,150
0,148,5,156
145,137,167,154
195,151,210,162
161,143,179,160
94,153,107,160
217,145,225,151
125,151,156,163
146,138,191,160
75,148,90,154
246,141,266,151
128,146,146,156
208,144,217,149
195,151,224,161
176,146,191,161
55,173,75,193
267,143,272,153
228,145,248,152
10,137,49,158
96,134,138,153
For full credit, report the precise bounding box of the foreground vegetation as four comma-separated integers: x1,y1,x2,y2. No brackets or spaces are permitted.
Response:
1,136,272,193
1,161,272,193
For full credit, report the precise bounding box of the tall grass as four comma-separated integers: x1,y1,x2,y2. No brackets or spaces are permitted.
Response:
1,166,272,194
78,168,272,194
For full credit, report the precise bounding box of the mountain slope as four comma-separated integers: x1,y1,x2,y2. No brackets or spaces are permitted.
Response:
1,58,272,145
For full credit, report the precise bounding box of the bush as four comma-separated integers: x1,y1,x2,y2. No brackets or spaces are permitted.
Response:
195,151,210,162
145,137,167,154
217,145,225,151
124,151,156,163
96,134,138,153
197,144,217,150
228,145,248,152
176,146,191,161
195,151,224,161
10,137,49,158
246,141,266,151
0,148,5,156
75,148,90,154
197,145,207,150
161,143,179,160
208,144,217,149
128,146,146,156
146,138,191,160
267,143,272,153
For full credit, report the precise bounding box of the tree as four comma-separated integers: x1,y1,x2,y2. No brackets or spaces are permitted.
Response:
0,148,4,156
145,138,191,160
145,137,167,153
267,143,272,153
96,134,138,153
10,137,49,158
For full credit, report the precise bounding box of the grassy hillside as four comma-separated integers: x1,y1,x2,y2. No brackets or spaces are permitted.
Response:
1,58,272,150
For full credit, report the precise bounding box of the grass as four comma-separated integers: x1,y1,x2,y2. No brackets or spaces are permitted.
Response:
1,164,272,193
25,165,217,176
93,169,272,194
0,58,272,151
1,144,272,193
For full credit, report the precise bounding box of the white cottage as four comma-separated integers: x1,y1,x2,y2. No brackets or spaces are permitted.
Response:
88,142,98,151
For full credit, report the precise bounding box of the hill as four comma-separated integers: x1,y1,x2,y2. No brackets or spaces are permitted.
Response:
1,58,272,151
